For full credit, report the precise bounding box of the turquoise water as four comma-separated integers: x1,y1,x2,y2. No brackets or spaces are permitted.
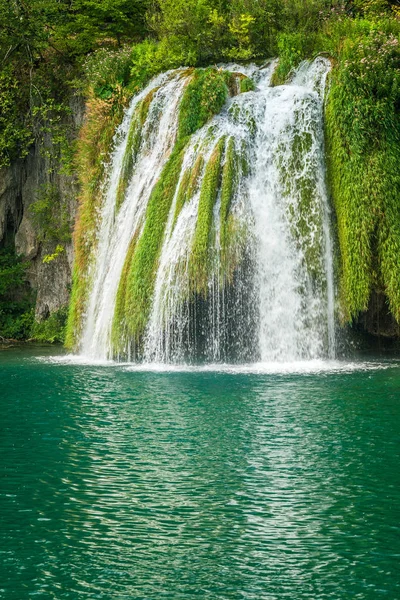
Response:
1,348,400,599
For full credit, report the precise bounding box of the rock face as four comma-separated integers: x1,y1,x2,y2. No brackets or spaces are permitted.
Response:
0,95,84,322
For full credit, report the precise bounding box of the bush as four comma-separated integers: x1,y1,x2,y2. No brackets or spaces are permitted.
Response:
0,66,33,168
0,247,33,340
31,306,68,343
84,46,133,99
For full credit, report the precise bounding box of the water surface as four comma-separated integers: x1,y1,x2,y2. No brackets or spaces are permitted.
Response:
1,348,399,599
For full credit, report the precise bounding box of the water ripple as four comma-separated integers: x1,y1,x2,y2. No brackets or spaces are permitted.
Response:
1,350,399,599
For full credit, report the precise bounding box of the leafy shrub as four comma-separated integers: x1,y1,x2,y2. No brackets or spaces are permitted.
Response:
272,32,318,84
30,184,72,244
0,67,33,168
0,247,33,340
31,306,68,343
84,46,133,99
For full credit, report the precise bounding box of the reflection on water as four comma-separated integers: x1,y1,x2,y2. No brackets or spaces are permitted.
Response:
0,350,399,599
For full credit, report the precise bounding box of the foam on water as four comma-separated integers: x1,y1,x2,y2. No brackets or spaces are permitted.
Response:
39,354,398,376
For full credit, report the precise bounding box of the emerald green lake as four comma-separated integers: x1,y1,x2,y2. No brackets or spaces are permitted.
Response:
1,348,400,599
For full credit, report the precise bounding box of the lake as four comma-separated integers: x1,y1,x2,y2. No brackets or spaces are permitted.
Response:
1,347,399,599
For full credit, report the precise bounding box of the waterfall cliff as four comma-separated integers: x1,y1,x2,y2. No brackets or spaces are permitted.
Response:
69,58,336,363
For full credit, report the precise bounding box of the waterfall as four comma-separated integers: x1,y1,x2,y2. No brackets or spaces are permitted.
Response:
76,58,335,363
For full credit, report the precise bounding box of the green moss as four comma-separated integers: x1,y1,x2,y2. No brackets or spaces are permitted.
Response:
172,154,204,229
121,139,186,346
239,140,251,177
221,215,251,285
177,68,230,140
277,127,324,282
31,306,68,344
220,137,238,257
189,137,225,295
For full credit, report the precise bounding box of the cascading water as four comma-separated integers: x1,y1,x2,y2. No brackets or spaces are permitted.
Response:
77,58,335,363
80,72,187,358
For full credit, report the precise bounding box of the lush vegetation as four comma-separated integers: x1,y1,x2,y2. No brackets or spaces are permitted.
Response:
1,0,400,342
0,247,33,340
3,0,397,168
31,306,68,343
324,18,400,323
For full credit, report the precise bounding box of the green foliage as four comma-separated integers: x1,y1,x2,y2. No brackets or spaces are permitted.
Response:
0,0,150,174
149,0,286,63
239,77,256,93
30,184,72,244
325,18,400,322
0,0,149,62
272,32,318,85
353,0,392,16
178,68,230,139
42,245,65,264
58,0,148,53
84,46,134,99
0,247,33,340
0,67,33,167
31,306,68,343
149,0,348,65
128,39,189,93
189,137,225,295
